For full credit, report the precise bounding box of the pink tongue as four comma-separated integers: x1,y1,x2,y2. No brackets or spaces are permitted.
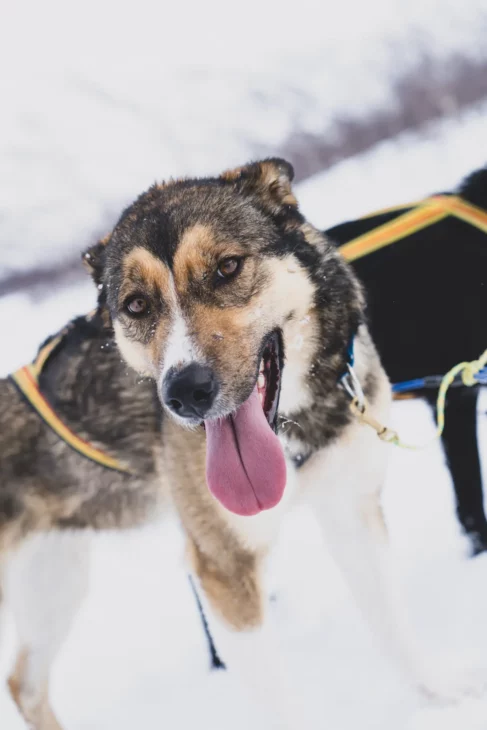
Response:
205,387,287,516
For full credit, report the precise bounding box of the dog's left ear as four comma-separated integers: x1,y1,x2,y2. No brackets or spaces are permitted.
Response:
82,234,110,287
222,158,298,217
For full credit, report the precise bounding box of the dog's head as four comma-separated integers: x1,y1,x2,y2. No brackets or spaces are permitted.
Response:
84,159,360,516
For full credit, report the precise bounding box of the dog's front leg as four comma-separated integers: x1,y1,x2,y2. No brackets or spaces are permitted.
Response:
313,480,420,668
6,531,91,730
311,473,486,701
188,539,311,729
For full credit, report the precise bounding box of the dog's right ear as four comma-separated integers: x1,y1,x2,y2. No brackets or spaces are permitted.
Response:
221,158,297,218
82,235,110,287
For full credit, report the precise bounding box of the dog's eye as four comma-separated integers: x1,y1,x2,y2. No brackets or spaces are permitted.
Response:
216,257,241,280
125,295,149,317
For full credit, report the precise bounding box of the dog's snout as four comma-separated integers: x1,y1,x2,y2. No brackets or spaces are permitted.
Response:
163,364,218,419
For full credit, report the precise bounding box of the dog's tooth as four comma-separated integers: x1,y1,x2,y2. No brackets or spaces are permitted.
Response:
258,373,265,388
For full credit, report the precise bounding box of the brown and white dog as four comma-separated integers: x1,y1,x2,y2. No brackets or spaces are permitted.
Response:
91,158,483,723
1,159,483,729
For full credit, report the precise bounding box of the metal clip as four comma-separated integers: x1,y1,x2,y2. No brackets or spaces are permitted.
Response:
341,364,365,410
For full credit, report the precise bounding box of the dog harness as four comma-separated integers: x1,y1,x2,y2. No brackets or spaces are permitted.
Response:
338,193,487,263
9,322,131,474
330,194,487,452
337,193,487,396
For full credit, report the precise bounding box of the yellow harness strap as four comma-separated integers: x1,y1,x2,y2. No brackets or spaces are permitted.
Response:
339,194,487,263
10,327,131,474
336,193,487,444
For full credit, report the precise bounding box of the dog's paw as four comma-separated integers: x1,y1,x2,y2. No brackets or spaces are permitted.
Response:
415,662,487,705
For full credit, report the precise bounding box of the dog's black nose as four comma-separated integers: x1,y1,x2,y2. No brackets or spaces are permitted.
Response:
163,364,218,419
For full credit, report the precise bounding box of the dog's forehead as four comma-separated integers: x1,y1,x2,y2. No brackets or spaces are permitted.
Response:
111,181,275,267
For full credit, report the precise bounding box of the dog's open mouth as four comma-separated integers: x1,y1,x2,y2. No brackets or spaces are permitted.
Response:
257,332,281,431
204,331,287,517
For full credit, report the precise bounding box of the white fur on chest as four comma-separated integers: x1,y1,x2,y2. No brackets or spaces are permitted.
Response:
297,419,389,508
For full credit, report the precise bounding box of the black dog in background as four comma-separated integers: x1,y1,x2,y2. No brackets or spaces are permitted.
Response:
329,167,487,556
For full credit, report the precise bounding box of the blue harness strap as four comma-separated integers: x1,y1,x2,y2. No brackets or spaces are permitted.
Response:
392,368,487,394
342,337,487,396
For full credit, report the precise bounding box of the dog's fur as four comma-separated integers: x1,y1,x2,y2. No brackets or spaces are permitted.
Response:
0,159,482,728
326,168,487,554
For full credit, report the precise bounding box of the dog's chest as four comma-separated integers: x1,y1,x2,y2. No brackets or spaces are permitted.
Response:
284,420,389,513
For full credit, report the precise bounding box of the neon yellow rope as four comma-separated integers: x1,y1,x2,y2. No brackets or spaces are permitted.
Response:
392,348,487,450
